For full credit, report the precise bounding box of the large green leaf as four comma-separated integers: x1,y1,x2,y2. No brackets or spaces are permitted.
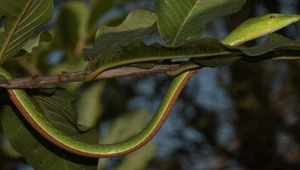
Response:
83,38,235,80
191,33,300,67
0,0,54,63
85,0,246,80
155,0,245,47
84,33,300,80
229,33,300,56
182,34,300,66
1,89,98,170
83,9,157,61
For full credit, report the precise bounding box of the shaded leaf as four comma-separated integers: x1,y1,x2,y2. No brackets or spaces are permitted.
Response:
89,0,114,28
155,0,245,47
83,38,236,80
29,89,99,143
22,31,52,54
97,110,154,169
192,14,300,67
189,34,300,66
77,82,105,132
116,143,156,170
1,89,98,170
104,15,128,27
228,33,300,56
84,9,157,61
0,74,8,85
193,33,300,67
85,33,300,80
0,0,54,63
193,56,242,67
0,26,4,33
52,2,90,56
115,0,144,5
1,140,22,158
100,111,151,143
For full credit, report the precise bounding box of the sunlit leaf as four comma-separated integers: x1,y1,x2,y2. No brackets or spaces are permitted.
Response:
155,0,245,47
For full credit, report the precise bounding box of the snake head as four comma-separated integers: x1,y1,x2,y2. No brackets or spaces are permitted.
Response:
222,13,300,46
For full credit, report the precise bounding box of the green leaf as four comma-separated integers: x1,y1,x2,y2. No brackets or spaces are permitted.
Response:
29,89,99,144
97,111,155,170
77,82,105,132
116,143,156,170
104,15,128,27
52,2,90,56
1,140,22,158
191,33,296,67
22,31,51,54
85,33,300,80
193,34,300,66
190,34,300,66
83,9,157,61
1,89,98,170
0,0,54,63
0,74,8,85
85,11,300,80
100,111,151,143
193,56,242,67
155,0,245,47
115,0,144,5
227,33,296,56
83,38,235,80
89,0,114,28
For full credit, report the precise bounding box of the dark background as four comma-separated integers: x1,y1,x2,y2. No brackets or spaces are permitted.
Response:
1,0,300,169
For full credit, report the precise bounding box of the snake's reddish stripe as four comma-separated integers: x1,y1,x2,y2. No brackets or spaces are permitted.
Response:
7,70,198,158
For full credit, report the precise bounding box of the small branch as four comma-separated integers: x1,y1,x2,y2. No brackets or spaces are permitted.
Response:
1,64,183,89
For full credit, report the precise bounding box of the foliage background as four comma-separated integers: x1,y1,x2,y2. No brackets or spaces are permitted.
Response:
1,0,300,170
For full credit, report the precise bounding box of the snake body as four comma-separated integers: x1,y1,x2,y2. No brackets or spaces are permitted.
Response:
1,13,299,158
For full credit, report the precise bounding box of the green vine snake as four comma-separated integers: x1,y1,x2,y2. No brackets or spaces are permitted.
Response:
1,13,299,158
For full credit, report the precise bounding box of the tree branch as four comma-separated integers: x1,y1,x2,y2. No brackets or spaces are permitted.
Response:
1,64,185,89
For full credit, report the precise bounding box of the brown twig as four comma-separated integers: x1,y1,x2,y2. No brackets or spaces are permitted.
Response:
1,64,185,89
